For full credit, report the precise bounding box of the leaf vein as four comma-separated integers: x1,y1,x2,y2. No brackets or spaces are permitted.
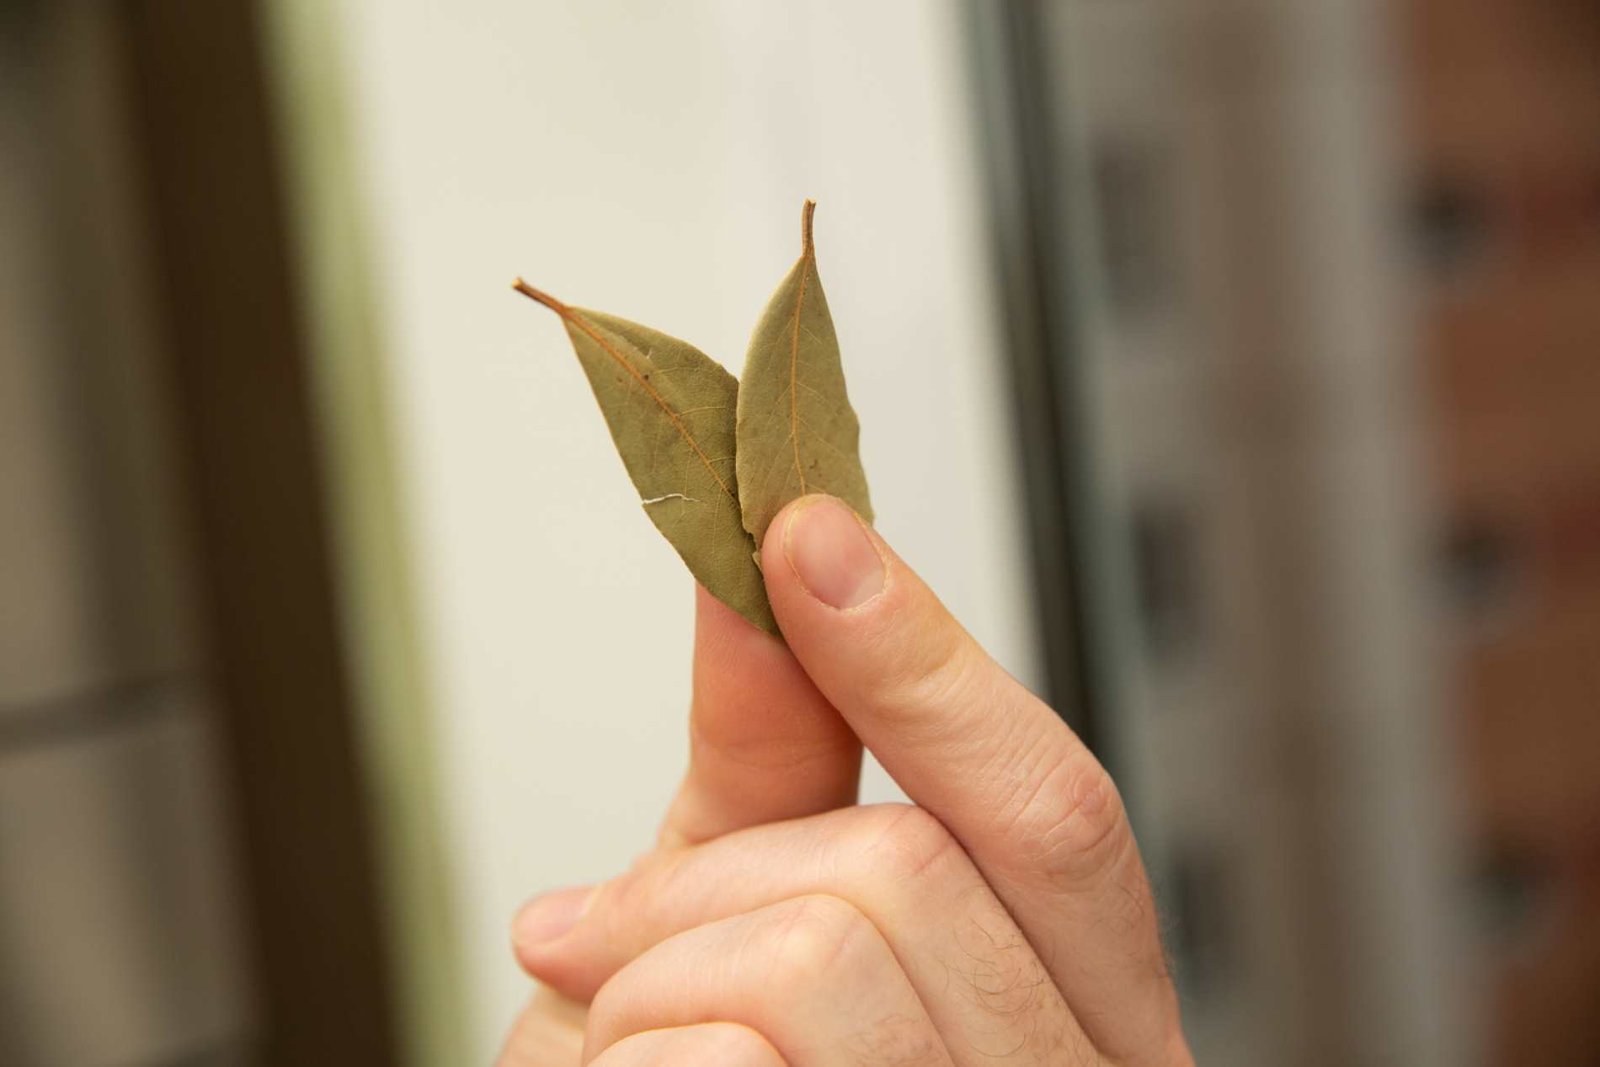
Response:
788,256,810,494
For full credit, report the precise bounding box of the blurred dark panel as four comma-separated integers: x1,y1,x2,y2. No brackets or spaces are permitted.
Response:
3,2,254,1062
113,3,400,1063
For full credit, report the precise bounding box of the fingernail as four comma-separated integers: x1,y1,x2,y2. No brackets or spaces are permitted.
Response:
513,885,593,948
782,496,885,610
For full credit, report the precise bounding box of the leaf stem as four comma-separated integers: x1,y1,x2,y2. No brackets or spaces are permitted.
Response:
512,277,568,313
801,199,816,256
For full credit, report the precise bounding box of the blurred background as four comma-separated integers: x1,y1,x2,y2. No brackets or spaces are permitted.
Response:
2,1,1597,1064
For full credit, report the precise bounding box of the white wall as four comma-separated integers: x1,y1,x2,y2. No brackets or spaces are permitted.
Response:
332,1,1039,1057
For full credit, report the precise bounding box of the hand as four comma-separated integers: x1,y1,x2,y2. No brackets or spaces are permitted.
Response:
498,496,1192,1065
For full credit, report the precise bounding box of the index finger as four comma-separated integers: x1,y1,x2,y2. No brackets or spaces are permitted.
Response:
761,496,1190,1067
655,585,860,848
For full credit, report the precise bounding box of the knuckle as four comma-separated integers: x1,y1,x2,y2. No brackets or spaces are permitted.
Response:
751,894,874,989
1004,754,1133,891
860,623,980,733
595,858,660,937
588,850,685,961
590,869,636,929
696,1022,777,1061
689,703,849,773
847,803,964,885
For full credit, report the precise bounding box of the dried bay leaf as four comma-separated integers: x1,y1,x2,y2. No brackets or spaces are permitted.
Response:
735,201,873,549
514,280,777,633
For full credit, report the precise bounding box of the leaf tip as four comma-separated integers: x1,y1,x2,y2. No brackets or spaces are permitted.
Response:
512,277,568,316
800,199,817,256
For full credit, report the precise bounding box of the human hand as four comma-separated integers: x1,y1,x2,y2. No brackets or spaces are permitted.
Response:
498,495,1192,1065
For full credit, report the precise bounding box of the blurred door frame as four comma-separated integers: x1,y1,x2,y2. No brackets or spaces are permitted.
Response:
112,3,402,1063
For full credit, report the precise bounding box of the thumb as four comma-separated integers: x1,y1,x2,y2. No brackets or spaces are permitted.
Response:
761,495,1181,1063
760,494,1036,805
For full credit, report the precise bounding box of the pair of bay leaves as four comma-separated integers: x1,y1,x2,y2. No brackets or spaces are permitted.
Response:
515,201,872,635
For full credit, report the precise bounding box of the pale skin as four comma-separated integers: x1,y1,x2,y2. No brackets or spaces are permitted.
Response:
498,494,1195,1066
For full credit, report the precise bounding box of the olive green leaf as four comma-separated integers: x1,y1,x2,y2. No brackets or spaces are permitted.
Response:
514,280,776,633
735,200,873,550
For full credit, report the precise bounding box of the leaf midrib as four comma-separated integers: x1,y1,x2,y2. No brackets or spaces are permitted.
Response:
515,280,735,502
788,257,810,494
787,200,820,496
